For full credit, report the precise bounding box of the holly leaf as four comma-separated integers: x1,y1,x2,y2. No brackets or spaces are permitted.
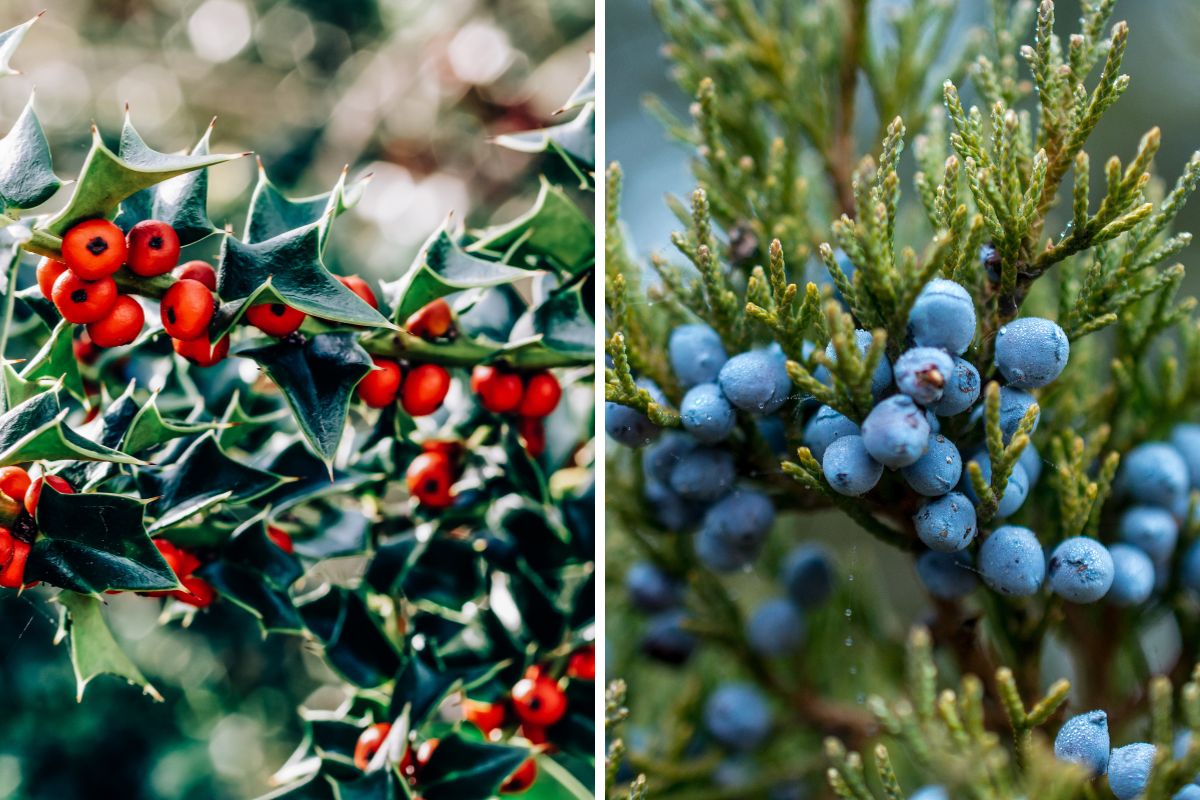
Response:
246,161,370,252
55,591,161,701
217,389,289,450
417,734,529,800
261,439,375,514
0,361,44,414
239,333,374,465
136,431,285,531
21,319,86,403
494,105,595,167
299,587,402,688
383,225,531,324
42,113,246,236
558,57,595,113
114,119,221,245
468,178,593,275
506,281,593,359
530,755,594,800
0,12,39,78
27,487,179,594
0,92,62,211
256,773,337,800
121,390,225,455
335,770,404,800
214,222,391,335
0,388,142,467
198,516,304,634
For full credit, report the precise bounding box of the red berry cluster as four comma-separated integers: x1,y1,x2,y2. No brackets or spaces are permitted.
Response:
146,525,292,609
405,440,460,509
356,299,456,416
0,467,72,589
470,366,562,456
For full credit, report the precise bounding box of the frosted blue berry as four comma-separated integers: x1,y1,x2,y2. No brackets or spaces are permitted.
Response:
908,278,976,354
1108,742,1156,800
680,383,737,443
1053,710,1110,775
669,323,728,389
822,435,884,496
861,395,930,468
994,317,1069,388
895,347,956,405
642,431,696,479
696,489,776,572
712,758,753,789
962,453,1030,517
782,544,836,608
756,415,788,455
606,379,667,448
1048,537,1115,603
1106,544,1155,607
670,447,736,501
641,609,696,665
803,405,860,462
998,386,1039,444
1171,423,1200,487
718,350,793,414
625,561,682,611
1118,442,1190,510
747,598,806,655
1182,540,1200,593
913,491,977,552
910,789,949,800
643,480,699,531
978,525,1045,597
916,551,977,599
931,357,980,417
1118,506,1179,564
1017,440,1043,486
824,329,893,398
902,434,963,496
704,683,771,751
1174,787,1200,800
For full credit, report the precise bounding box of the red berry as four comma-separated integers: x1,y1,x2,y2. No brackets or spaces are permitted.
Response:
471,366,523,413
566,645,595,681
161,279,214,341
511,676,567,727
500,759,538,794
405,299,452,339
0,528,13,568
52,271,117,324
520,724,548,746
126,220,181,277
464,698,506,735
405,452,455,508
172,574,214,608
173,334,230,367
517,372,562,418
155,539,201,579
0,467,31,505
36,258,67,300
414,738,439,770
73,330,100,364
87,295,145,348
516,417,545,457
25,475,73,517
245,302,305,337
61,219,127,280
175,260,217,290
0,538,30,589
422,440,462,459
401,364,451,417
353,722,392,771
267,525,294,554
339,275,378,309
357,357,402,408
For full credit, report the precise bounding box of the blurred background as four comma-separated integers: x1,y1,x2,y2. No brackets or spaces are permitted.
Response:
0,1,592,799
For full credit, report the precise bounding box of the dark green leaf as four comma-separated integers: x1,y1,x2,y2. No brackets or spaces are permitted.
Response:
0,92,61,210
468,178,593,274
0,13,39,78
55,591,161,701
418,733,529,800
494,105,595,167
245,162,368,251
255,772,336,800
115,120,220,245
509,282,593,359
261,440,375,515
239,332,374,464
299,587,402,688
27,487,178,594
0,388,141,467
198,516,304,633
217,389,289,450
21,319,85,403
334,768,402,800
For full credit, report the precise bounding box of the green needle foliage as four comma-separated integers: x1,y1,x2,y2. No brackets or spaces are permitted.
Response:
607,1,1200,797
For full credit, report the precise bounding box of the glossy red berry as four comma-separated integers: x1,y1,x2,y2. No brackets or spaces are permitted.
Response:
246,302,305,337
175,260,217,290
173,574,214,608
405,452,455,508
339,275,378,309
0,538,30,589
464,698,506,735
401,364,451,417
518,372,562,418
471,366,523,413
126,220,181,277
357,357,402,408
520,724,548,746
36,258,67,300
0,528,12,569
566,645,595,681
405,299,452,339
422,440,462,460
87,295,145,348
0,467,31,505
173,334,230,367
500,759,538,794
25,475,73,517
61,219,127,280
414,739,439,770
52,271,118,324
511,675,567,727
516,417,545,457
267,525,294,554
353,722,392,771
161,278,214,341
